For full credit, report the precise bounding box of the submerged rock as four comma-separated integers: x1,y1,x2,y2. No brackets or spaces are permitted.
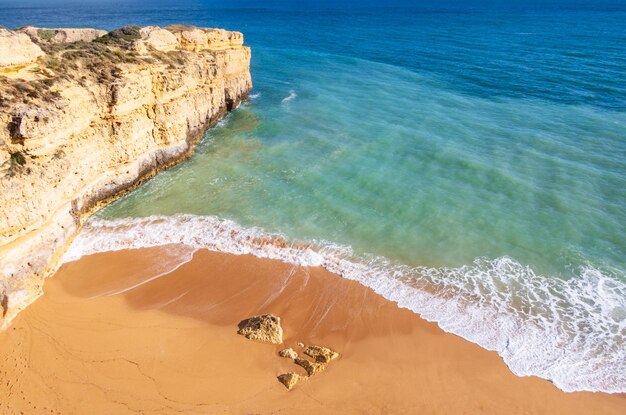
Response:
277,372,302,390
278,348,298,359
303,345,339,363
237,314,283,344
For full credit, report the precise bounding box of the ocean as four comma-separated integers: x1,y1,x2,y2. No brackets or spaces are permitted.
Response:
3,0,625,393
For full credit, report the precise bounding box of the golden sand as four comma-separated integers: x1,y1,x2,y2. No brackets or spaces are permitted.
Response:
0,246,624,414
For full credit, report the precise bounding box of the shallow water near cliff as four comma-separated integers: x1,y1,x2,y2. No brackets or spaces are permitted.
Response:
4,1,626,393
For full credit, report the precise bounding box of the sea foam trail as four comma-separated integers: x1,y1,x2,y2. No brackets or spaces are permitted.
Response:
281,90,297,103
63,214,626,393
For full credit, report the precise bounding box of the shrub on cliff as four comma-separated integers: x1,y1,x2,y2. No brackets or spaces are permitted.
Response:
94,26,141,45
10,152,26,167
0,79,62,111
37,29,57,40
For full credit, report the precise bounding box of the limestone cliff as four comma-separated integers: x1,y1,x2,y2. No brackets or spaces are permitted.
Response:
0,25,252,326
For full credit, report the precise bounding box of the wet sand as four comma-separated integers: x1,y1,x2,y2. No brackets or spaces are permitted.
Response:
0,245,624,414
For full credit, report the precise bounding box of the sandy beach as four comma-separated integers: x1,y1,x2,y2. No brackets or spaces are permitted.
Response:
1,2,625,413
0,245,623,414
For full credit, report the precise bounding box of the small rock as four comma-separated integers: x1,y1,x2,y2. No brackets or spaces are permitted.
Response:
297,342,304,348
278,348,298,359
237,314,283,344
277,372,302,390
303,345,339,364
294,357,327,376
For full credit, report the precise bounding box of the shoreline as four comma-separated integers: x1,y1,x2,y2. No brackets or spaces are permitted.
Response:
0,246,624,414
62,214,626,394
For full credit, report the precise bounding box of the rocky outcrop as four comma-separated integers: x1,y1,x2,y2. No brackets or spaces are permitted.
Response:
134,26,178,53
0,25,252,327
0,29,44,68
17,26,107,44
167,25,244,51
237,314,284,344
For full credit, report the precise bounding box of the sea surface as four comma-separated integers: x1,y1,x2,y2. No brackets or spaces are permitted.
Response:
3,0,625,393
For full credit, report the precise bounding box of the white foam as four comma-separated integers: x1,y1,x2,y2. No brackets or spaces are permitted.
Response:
212,116,230,129
64,214,626,393
281,89,297,103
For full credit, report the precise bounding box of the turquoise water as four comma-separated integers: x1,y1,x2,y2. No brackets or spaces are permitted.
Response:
102,49,625,277
4,0,625,393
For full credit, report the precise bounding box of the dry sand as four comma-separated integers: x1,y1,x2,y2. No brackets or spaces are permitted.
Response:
0,245,624,414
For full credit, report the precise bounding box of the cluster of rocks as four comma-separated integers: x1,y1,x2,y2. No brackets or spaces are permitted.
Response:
237,314,340,390
277,344,340,389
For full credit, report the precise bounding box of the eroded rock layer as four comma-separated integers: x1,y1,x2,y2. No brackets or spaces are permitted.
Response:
0,25,252,326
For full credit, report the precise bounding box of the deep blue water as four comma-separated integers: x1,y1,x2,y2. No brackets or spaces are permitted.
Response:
3,2,626,109
3,0,625,393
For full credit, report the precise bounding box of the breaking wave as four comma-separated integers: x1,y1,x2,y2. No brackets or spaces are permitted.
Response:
64,214,626,393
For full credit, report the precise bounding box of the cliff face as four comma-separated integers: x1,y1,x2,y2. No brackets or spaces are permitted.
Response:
0,25,252,326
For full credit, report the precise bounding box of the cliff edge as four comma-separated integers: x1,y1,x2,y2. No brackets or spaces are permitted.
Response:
0,25,252,326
